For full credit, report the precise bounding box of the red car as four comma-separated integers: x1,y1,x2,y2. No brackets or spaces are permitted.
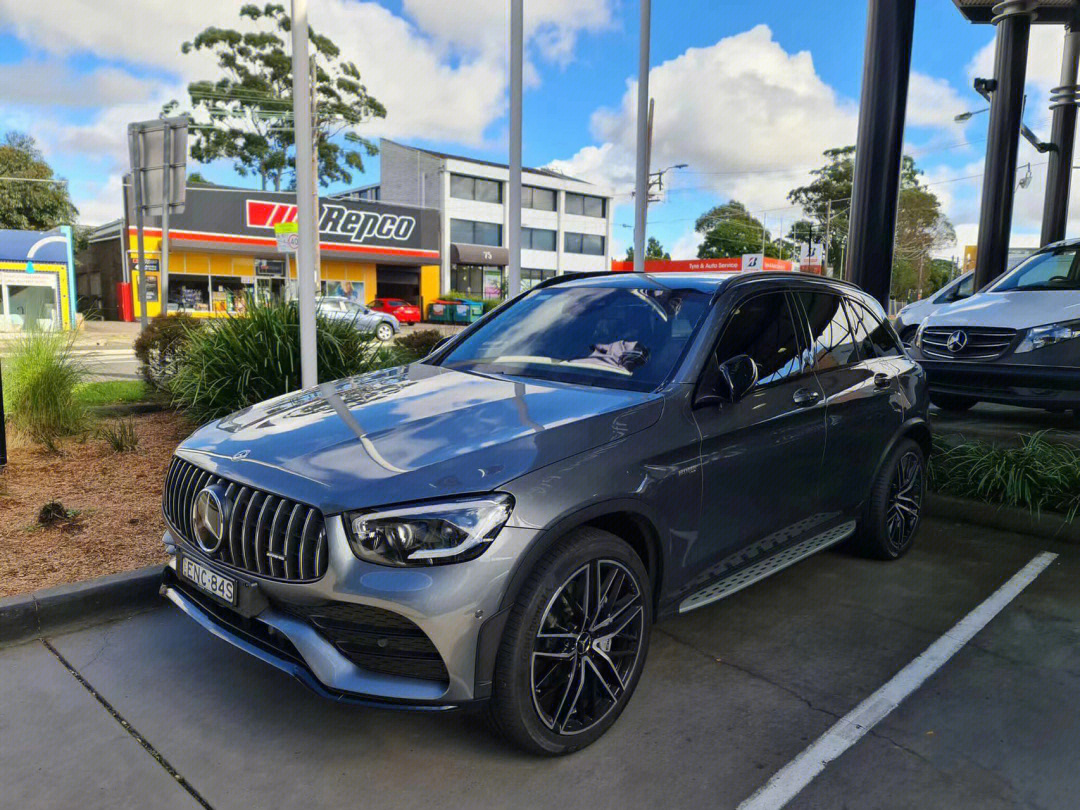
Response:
369,297,422,324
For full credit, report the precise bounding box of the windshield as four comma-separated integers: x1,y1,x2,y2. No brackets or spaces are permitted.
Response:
436,284,711,391
990,247,1080,292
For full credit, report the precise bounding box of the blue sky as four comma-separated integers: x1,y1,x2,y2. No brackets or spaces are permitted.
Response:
0,0,1070,259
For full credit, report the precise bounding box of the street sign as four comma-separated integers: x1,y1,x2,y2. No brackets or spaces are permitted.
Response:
128,117,188,216
275,221,299,253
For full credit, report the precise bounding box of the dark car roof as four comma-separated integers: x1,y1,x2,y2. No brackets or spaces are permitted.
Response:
544,270,863,296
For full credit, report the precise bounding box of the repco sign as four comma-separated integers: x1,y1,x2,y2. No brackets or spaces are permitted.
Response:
245,200,417,243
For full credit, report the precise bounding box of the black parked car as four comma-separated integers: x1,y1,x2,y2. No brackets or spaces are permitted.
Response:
161,271,929,755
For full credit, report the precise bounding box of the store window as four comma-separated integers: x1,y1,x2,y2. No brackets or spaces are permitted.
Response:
5,283,58,330
451,218,502,247
565,193,606,218
564,232,605,255
450,174,502,203
522,227,556,251
169,274,211,313
211,276,250,314
523,186,556,211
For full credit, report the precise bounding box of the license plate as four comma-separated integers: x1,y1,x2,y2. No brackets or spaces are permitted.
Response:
179,555,237,605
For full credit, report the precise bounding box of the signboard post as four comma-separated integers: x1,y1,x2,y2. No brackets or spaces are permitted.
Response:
128,117,188,327
274,221,299,294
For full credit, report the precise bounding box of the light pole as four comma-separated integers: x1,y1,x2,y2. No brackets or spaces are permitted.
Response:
291,0,318,389
507,0,523,297
632,0,651,274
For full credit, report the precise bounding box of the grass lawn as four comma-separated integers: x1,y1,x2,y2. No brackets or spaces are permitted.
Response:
74,380,149,407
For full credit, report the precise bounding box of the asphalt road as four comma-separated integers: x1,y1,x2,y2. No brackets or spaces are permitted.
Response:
3,517,1077,810
74,346,140,382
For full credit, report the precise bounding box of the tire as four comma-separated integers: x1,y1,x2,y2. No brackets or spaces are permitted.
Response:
375,322,394,342
930,394,977,412
487,527,652,755
853,438,926,561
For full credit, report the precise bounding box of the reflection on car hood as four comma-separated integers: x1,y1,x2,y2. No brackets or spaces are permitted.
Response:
177,364,663,513
924,290,1080,329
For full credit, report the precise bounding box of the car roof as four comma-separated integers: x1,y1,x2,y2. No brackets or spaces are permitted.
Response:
541,270,864,296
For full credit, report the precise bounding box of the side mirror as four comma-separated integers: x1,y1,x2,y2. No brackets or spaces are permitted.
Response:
716,354,758,403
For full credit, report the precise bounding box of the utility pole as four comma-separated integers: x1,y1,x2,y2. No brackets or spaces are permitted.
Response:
291,0,318,389
507,0,523,297
632,0,651,273
823,199,833,278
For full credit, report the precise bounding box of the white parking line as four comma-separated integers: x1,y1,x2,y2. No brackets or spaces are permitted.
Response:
737,551,1058,810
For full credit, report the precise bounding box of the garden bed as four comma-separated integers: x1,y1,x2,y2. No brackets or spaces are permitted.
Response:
0,411,193,598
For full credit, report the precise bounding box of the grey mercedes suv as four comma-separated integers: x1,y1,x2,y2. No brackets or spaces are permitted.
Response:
161,271,929,754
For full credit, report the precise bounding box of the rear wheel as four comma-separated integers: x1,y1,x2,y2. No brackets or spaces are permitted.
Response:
375,322,394,342
487,527,652,755
854,439,926,560
930,394,977,412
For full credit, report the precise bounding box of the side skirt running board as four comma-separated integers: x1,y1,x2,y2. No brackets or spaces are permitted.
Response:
679,520,857,614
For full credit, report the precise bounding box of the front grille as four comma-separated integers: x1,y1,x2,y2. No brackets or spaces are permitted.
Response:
163,456,328,582
921,326,1018,360
280,602,449,682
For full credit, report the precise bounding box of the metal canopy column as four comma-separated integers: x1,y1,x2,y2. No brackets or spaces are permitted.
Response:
974,1,1036,290
1041,20,1080,246
846,0,917,306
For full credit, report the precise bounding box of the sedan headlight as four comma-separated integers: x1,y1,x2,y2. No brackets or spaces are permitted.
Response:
914,318,930,348
345,494,513,567
1015,319,1080,353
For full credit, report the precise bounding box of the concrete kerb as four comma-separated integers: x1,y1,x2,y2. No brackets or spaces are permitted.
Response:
0,565,164,646
926,492,1080,544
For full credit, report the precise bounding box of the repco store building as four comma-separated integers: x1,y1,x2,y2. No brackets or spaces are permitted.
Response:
101,184,440,319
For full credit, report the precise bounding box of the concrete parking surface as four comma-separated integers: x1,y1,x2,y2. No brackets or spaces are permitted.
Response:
3,516,1077,810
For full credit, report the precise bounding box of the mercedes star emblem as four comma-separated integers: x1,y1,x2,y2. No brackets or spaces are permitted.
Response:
946,330,968,354
192,485,228,554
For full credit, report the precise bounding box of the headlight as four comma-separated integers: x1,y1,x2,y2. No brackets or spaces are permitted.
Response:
1015,319,1080,353
914,318,929,348
345,494,513,567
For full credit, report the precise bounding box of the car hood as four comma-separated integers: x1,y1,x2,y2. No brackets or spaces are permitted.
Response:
895,297,936,327
924,290,1080,330
177,364,663,514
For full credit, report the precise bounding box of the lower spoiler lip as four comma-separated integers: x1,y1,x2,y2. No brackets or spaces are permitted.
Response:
160,576,468,712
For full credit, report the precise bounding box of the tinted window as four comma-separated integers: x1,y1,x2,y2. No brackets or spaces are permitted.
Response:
523,186,556,211
847,299,902,358
566,193,606,218
714,293,803,386
438,285,711,391
991,247,1080,291
449,174,502,203
565,232,606,255
451,219,502,247
797,292,859,370
523,227,556,251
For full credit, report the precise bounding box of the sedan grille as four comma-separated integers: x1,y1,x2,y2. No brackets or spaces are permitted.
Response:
920,326,1017,360
163,456,329,582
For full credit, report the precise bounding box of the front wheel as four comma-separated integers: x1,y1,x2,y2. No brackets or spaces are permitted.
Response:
375,322,394,342
853,438,926,560
930,394,977,412
487,527,652,755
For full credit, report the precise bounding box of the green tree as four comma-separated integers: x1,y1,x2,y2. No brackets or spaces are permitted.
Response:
0,132,78,230
625,236,671,261
695,201,781,259
787,146,954,293
167,3,386,190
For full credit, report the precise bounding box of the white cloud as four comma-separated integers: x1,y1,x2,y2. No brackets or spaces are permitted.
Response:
670,229,701,260
547,25,859,213
906,72,969,131
0,61,161,109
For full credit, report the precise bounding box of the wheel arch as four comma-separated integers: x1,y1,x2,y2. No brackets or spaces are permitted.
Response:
867,417,931,502
474,500,665,699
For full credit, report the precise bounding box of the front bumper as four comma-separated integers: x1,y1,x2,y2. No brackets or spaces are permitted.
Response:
162,518,537,707
918,358,1080,408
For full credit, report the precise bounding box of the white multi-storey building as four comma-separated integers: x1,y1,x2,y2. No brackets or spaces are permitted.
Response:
335,140,614,298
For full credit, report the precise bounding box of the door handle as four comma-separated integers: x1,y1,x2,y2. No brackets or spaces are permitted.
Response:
873,372,891,389
792,388,821,407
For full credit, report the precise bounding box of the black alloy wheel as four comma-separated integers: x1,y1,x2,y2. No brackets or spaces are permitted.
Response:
530,559,645,735
488,527,652,755
885,450,924,557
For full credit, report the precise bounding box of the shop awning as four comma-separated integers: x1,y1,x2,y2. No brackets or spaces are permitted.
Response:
450,243,509,266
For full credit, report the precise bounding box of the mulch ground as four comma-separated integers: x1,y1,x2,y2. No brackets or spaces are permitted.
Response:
0,411,195,598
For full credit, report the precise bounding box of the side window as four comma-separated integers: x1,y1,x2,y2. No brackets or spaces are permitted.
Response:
796,292,859,370
713,292,804,387
847,298,903,359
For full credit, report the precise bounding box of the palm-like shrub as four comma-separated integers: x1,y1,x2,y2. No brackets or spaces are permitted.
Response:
169,298,401,424
2,329,86,450
929,432,1080,519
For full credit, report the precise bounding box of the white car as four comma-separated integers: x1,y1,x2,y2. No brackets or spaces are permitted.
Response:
911,243,1080,414
893,271,973,345
316,297,399,341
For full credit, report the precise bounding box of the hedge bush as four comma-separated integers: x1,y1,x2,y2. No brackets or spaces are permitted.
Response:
395,328,446,361
133,313,202,389
169,298,400,424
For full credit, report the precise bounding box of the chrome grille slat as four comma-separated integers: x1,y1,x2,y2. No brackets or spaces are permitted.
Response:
282,503,305,579
921,326,1017,361
162,456,328,583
